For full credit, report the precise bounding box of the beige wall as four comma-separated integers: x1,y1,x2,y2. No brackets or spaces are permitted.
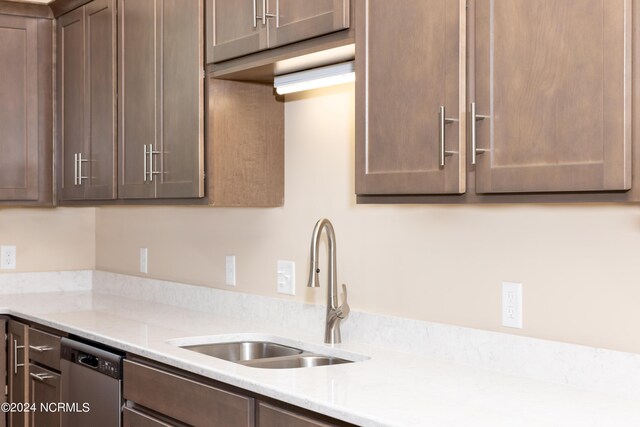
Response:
0,208,95,272
94,83,640,354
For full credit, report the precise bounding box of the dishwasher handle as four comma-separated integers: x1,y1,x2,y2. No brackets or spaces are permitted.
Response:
78,354,99,369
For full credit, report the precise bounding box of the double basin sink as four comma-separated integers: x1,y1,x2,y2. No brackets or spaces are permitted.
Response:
179,341,353,369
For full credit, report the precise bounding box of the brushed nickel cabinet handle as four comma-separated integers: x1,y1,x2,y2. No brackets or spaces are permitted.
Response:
14,340,24,375
148,144,154,182
264,0,276,20
149,144,161,182
143,144,148,182
29,372,54,382
253,0,257,27
74,153,78,185
29,345,53,353
439,106,457,167
78,153,88,183
471,102,489,165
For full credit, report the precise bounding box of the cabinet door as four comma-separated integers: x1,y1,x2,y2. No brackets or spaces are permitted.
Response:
57,7,86,201
118,0,158,199
0,15,39,201
156,0,204,199
8,321,28,427
473,0,632,193
355,0,466,195
84,0,117,200
208,0,267,63
28,365,61,427
269,0,349,49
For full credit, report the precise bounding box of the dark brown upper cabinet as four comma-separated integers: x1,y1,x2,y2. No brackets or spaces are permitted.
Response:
57,0,117,201
473,0,631,194
357,0,635,202
355,0,466,195
118,0,204,200
207,0,350,63
0,14,52,205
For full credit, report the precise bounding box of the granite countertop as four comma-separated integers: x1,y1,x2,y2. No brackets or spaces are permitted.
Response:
3,290,640,427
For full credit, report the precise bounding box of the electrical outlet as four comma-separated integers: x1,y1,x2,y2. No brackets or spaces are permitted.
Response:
139,248,148,274
277,260,295,295
1,246,16,270
502,282,523,329
226,256,236,286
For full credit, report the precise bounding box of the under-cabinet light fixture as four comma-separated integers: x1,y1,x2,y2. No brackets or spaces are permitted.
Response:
274,61,355,95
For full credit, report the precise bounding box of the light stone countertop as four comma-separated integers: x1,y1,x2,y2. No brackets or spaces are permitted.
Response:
2,290,640,427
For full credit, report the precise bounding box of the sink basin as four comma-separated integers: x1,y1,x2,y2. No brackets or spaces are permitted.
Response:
241,355,351,369
172,336,362,369
180,341,303,362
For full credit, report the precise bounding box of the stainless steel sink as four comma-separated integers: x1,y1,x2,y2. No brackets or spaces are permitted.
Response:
178,341,353,369
180,341,302,362
241,355,350,369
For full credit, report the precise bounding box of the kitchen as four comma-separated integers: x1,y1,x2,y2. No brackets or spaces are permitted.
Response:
1,0,640,426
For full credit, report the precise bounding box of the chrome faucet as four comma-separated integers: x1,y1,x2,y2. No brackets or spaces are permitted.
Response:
307,218,350,344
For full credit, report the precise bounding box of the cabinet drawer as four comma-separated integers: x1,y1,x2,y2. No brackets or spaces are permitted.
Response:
258,402,335,427
29,328,61,370
29,364,61,427
124,360,254,427
123,407,180,427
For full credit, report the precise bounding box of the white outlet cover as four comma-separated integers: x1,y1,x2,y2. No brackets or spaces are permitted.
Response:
139,248,148,274
502,282,523,329
226,256,236,286
1,246,16,270
277,260,295,295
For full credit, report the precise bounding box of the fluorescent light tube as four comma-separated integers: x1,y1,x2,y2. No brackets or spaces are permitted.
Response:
274,61,355,95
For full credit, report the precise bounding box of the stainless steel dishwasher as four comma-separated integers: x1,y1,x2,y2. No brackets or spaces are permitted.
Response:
60,338,123,427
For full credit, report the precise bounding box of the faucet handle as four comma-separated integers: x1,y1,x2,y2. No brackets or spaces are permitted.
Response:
336,284,350,320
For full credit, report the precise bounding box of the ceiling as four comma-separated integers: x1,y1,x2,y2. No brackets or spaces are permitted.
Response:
11,0,53,3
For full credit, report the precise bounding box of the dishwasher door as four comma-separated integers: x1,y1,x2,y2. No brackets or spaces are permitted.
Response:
60,339,122,427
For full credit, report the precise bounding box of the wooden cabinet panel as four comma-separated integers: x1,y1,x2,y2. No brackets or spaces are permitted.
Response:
156,0,204,199
257,402,335,427
28,365,61,427
118,0,157,199
207,79,284,206
208,0,267,63
124,360,254,427
8,321,28,427
269,0,349,49
28,329,61,372
123,407,178,427
58,0,117,201
0,15,39,201
84,0,117,199
473,0,632,193
356,0,466,195
119,0,203,200
208,0,349,63
57,7,86,201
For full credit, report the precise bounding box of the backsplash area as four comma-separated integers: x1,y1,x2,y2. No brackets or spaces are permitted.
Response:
4,269,638,400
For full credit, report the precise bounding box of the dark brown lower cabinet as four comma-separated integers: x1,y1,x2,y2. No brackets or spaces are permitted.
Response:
123,360,254,427
28,365,61,427
8,321,29,427
0,319,6,427
257,402,335,427
123,359,354,427
123,406,183,427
